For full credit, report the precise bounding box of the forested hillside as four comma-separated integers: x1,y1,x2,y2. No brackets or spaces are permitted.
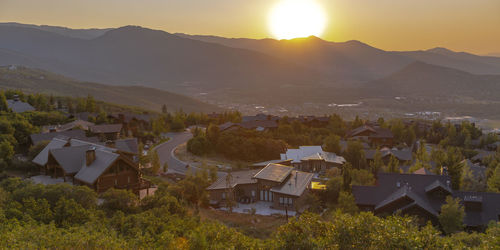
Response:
0,66,221,113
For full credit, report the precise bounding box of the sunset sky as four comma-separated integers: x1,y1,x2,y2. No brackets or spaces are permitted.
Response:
1,0,499,54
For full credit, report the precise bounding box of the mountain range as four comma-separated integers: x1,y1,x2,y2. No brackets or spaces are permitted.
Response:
1,22,500,118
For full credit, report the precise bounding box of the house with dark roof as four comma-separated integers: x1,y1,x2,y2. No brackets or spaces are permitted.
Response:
108,113,153,136
365,147,413,164
207,163,314,211
352,173,500,228
30,130,99,145
347,125,394,147
43,120,95,133
89,124,123,141
32,137,150,195
280,146,345,173
219,120,278,132
6,95,35,113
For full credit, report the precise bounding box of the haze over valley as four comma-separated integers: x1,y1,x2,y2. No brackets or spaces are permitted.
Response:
2,22,500,120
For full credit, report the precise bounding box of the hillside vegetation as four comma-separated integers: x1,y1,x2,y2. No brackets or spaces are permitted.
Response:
0,66,221,113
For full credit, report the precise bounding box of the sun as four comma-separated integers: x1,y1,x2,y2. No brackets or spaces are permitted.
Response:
269,0,327,40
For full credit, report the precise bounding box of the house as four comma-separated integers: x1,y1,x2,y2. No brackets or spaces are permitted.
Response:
207,163,314,212
32,137,150,195
365,147,413,164
347,125,394,147
30,130,99,145
280,146,345,173
7,95,35,113
412,167,435,175
108,113,153,136
219,120,278,132
242,113,279,123
352,173,500,228
42,119,95,133
460,159,487,183
89,124,123,141
471,150,496,164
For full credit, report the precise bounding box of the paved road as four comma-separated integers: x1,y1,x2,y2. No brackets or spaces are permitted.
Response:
154,131,226,178
154,131,193,175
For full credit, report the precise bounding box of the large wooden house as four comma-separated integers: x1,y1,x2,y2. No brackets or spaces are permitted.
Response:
352,173,500,229
33,137,150,195
207,163,314,212
347,125,394,147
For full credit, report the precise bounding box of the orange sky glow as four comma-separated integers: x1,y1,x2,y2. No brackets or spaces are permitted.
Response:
0,0,499,54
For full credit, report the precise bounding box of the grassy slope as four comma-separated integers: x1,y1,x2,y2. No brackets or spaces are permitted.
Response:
0,66,221,113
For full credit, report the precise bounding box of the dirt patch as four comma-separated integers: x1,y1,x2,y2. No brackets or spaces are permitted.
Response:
198,208,288,239
174,143,252,171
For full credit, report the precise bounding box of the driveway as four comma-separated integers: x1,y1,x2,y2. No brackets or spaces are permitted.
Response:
154,131,225,178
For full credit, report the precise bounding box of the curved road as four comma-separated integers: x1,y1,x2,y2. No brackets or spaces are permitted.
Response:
154,131,226,178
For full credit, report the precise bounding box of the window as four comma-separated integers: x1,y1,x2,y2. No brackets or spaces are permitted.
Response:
222,192,226,199
251,190,256,197
127,176,130,184
279,197,283,204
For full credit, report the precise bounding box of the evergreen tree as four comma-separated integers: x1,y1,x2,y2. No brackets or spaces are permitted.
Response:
323,134,341,154
342,162,352,191
0,91,8,111
370,148,384,176
386,154,400,173
439,196,465,235
487,165,500,192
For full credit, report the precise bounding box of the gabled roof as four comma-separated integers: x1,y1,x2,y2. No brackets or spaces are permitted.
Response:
365,148,412,162
253,163,293,183
58,120,95,132
425,180,452,194
90,124,122,134
74,149,120,184
32,137,68,166
471,150,495,162
270,170,314,197
413,167,435,175
30,130,87,145
206,170,259,190
50,145,89,174
7,99,35,113
375,184,438,217
280,146,345,165
114,138,139,154
347,125,394,139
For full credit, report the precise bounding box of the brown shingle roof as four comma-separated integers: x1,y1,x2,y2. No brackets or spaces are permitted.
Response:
253,163,293,183
90,124,122,133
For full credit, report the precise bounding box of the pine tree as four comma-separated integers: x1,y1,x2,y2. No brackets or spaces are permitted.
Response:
370,148,384,176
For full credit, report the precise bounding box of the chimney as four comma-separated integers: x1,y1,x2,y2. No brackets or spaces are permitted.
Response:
105,140,115,148
86,147,96,166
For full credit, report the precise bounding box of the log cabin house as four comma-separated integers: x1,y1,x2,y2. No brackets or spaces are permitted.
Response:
32,137,150,195
207,163,314,212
